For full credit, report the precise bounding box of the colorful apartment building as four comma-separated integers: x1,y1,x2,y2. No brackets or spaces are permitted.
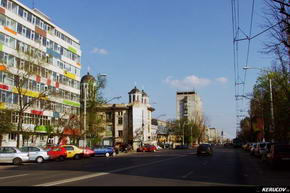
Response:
0,0,81,147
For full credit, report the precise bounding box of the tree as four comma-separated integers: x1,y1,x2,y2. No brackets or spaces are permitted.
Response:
83,74,107,146
0,109,15,146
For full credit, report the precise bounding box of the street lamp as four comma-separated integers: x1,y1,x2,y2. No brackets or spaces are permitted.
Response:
243,66,275,141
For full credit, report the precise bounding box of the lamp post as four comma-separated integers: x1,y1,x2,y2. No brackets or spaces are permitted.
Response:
243,66,275,141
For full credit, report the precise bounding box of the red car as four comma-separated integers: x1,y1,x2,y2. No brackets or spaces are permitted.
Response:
46,146,67,161
137,144,157,152
81,147,95,157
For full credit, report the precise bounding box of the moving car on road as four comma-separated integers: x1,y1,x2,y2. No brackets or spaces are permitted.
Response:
19,146,50,163
0,147,29,165
61,145,84,160
197,144,213,156
93,146,116,157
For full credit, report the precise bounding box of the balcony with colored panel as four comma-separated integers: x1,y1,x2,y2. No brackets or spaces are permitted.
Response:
35,26,47,37
0,84,9,90
63,99,80,107
31,110,43,116
64,70,76,80
4,26,17,36
35,125,48,133
68,46,77,55
0,7,5,15
46,48,61,59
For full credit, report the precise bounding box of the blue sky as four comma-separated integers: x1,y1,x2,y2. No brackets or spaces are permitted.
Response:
21,0,274,139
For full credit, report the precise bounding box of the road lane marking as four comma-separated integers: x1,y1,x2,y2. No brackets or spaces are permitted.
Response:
35,155,187,186
0,174,29,180
182,170,193,179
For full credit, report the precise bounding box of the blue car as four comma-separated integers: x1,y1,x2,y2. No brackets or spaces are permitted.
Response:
93,146,116,157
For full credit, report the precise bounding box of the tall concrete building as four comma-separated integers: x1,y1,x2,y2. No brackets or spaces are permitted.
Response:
0,0,81,146
176,91,203,123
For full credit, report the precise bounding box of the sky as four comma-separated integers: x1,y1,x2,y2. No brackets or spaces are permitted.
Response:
20,0,275,139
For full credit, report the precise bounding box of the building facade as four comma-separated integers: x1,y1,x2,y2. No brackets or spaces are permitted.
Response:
176,91,203,123
81,85,155,150
0,0,81,147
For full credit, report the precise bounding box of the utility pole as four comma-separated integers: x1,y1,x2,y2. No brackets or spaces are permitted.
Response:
83,83,87,148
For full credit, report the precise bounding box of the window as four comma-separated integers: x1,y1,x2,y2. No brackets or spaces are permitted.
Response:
118,117,123,125
8,133,17,140
31,15,36,24
118,130,123,137
23,10,28,20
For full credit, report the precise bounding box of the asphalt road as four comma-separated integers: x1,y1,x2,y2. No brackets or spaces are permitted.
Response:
0,146,289,186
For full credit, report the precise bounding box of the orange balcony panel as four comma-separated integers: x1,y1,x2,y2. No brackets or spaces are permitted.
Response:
35,26,47,37
0,65,6,71
0,7,5,15
4,26,17,35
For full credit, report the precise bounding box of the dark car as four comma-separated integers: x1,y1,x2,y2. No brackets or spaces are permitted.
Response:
175,145,189,149
197,144,213,156
263,144,290,167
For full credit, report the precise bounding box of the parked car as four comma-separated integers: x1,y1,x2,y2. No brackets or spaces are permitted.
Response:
61,145,84,160
81,147,95,157
137,144,157,152
242,143,251,151
254,142,271,157
250,143,257,155
93,146,116,157
19,146,50,163
175,145,189,149
263,144,290,166
46,146,67,161
197,144,213,156
0,147,29,165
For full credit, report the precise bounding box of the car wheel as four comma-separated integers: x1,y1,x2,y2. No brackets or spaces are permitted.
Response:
59,156,65,161
13,158,22,165
153,149,156,152
36,157,44,163
112,152,116,156
74,154,80,160
105,153,110,157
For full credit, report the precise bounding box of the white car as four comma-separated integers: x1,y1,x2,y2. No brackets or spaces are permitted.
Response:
20,146,50,163
0,147,29,165
156,145,163,150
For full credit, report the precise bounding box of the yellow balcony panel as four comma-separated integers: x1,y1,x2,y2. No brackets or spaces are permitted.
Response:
64,70,76,80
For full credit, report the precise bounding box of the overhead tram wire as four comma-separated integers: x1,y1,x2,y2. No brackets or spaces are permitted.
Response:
242,0,256,98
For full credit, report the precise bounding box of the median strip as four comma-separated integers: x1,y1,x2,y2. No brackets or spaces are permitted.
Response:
34,155,186,186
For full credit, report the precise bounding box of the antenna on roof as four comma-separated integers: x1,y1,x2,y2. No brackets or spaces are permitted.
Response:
134,81,137,87
87,66,91,73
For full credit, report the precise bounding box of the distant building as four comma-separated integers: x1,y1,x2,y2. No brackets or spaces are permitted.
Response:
81,84,155,149
176,91,202,123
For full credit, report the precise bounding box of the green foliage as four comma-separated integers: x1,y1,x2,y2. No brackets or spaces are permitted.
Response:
169,118,201,145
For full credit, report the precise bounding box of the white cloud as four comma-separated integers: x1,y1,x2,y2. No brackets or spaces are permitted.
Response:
164,75,211,89
91,47,108,55
215,77,228,84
